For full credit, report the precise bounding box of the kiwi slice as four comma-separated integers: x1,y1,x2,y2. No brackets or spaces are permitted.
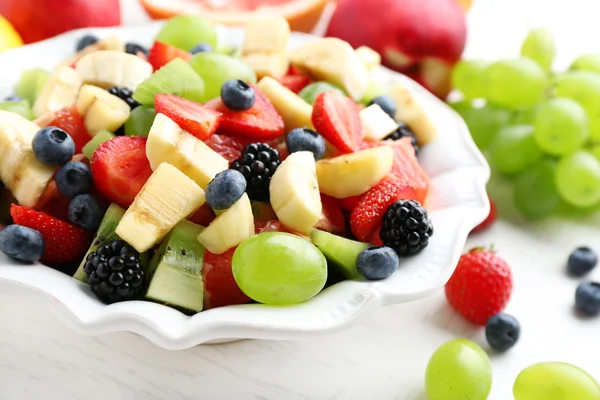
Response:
0,100,33,120
124,105,156,137
82,130,115,160
310,229,370,280
15,68,51,105
145,220,205,313
132,58,205,106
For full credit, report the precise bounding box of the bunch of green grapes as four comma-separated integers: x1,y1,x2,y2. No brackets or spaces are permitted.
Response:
450,28,600,220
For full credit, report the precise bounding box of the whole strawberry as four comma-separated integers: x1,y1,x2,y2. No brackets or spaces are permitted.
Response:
445,248,512,325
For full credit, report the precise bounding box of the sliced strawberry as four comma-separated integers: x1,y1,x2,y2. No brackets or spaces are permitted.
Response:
44,106,91,154
203,248,251,309
279,74,311,94
288,65,302,75
147,41,192,71
387,138,430,205
188,203,216,226
10,204,93,266
316,194,347,235
339,195,361,211
350,179,417,242
90,136,153,209
204,134,253,163
312,91,362,154
204,84,284,140
155,94,221,140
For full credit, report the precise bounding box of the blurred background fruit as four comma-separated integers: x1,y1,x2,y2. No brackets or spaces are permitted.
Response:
0,0,120,44
0,14,22,53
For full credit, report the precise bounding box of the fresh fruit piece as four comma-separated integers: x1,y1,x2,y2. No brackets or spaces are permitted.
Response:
190,43,213,54
316,146,393,198
205,169,246,210
575,281,600,316
312,90,362,154
147,41,192,71
73,203,125,282
202,246,251,309
389,81,437,145
188,203,216,226
385,122,419,154
232,232,327,305
570,54,600,74
42,106,91,154
310,229,368,279
556,71,600,141
340,195,361,211
221,80,256,111
269,151,322,235
146,113,229,189
298,81,345,106
0,14,22,53
450,101,512,150
68,194,104,231
91,136,153,208
189,52,256,102
360,104,398,141
155,15,218,51
107,87,140,110
386,138,430,204
32,126,75,166
76,35,99,51
0,225,44,263
0,100,33,120
514,159,560,220
356,246,399,280
133,58,205,106
279,73,312,94
55,161,93,199
380,199,433,256
350,179,417,243
514,362,600,400
75,51,152,91
367,95,396,119
360,80,386,105
445,248,513,325
568,247,598,277
425,339,492,400
490,125,543,175
82,130,114,160
203,134,253,162
33,66,83,118
84,240,145,304
204,84,284,139
472,196,497,233
124,105,156,137
521,28,556,71
146,220,205,312
318,193,346,235
290,38,369,101
355,46,381,72
14,68,51,106
533,98,589,156
197,193,254,254
116,163,205,253
451,59,488,100
555,151,600,208
155,94,221,140
10,204,92,265
485,313,520,352
57,35,125,71
485,57,548,109
257,76,313,131
241,17,290,79
76,84,131,136
286,128,325,160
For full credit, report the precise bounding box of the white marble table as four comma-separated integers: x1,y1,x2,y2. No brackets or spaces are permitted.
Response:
2,0,600,399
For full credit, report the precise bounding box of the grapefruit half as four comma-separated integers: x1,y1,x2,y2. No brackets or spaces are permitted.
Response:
139,0,330,33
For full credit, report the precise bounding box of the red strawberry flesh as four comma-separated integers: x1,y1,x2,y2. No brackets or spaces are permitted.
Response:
155,93,221,140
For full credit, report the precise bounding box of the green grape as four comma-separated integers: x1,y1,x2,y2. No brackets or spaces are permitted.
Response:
298,81,345,105
82,130,115,160
555,71,600,140
451,59,489,100
232,232,327,305
555,150,600,207
514,158,560,219
533,98,589,155
155,15,218,51
591,144,600,161
450,101,513,150
490,125,543,175
0,100,33,120
514,362,600,400
520,28,556,71
189,53,257,102
425,338,492,400
485,57,548,109
512,107,538,125
570,54,600,74
125,106,156,137
14,68,50,105
360,80,386,104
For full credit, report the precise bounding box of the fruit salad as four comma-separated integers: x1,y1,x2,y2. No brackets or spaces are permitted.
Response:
0,15,438,313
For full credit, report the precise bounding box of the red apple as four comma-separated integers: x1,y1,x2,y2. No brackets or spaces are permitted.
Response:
325,0,467,99
0,0,121,44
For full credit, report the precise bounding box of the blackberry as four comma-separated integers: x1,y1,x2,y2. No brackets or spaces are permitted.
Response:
125,42,148,57
385,122,419,154
230,143,281,202
380,200,433,256
84,240,145,304
107,86,140,110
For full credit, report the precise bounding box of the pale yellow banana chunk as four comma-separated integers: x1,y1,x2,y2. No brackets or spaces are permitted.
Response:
76,84,130,136
56,35,125,71
76,50,152,90
390,81,437,145
33,66,83,118
356,46,381,71
241,16,290,79
257,76,312,131
360,104,398,141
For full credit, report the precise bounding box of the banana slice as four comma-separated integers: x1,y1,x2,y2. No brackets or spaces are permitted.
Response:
76,50,153,90
360,104,398,141
290,38,370,101
241,16,290,79
390,81,437,145
0,111,55,208
57,35,125,70
76,84,130,136
356,46,381,71
242,53,289,81
33,66,83,118
257,76,313,131
269,151,322,235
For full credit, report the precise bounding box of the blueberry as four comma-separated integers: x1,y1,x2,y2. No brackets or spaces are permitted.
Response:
485,313,520,352
356,246,400,280
68,194,105,231
575,281,600,316
76,35,99,52
55,161,93,199
369,95,397,119
0,225,45,263
568,247,597,277
205,169,247,210
286,128,326,160
4,95,21,102
190,42,214,54
32,127,75,166
125,42,148,56
221,80,256,111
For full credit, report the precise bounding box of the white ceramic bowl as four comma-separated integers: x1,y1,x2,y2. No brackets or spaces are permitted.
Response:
0,23,490,350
